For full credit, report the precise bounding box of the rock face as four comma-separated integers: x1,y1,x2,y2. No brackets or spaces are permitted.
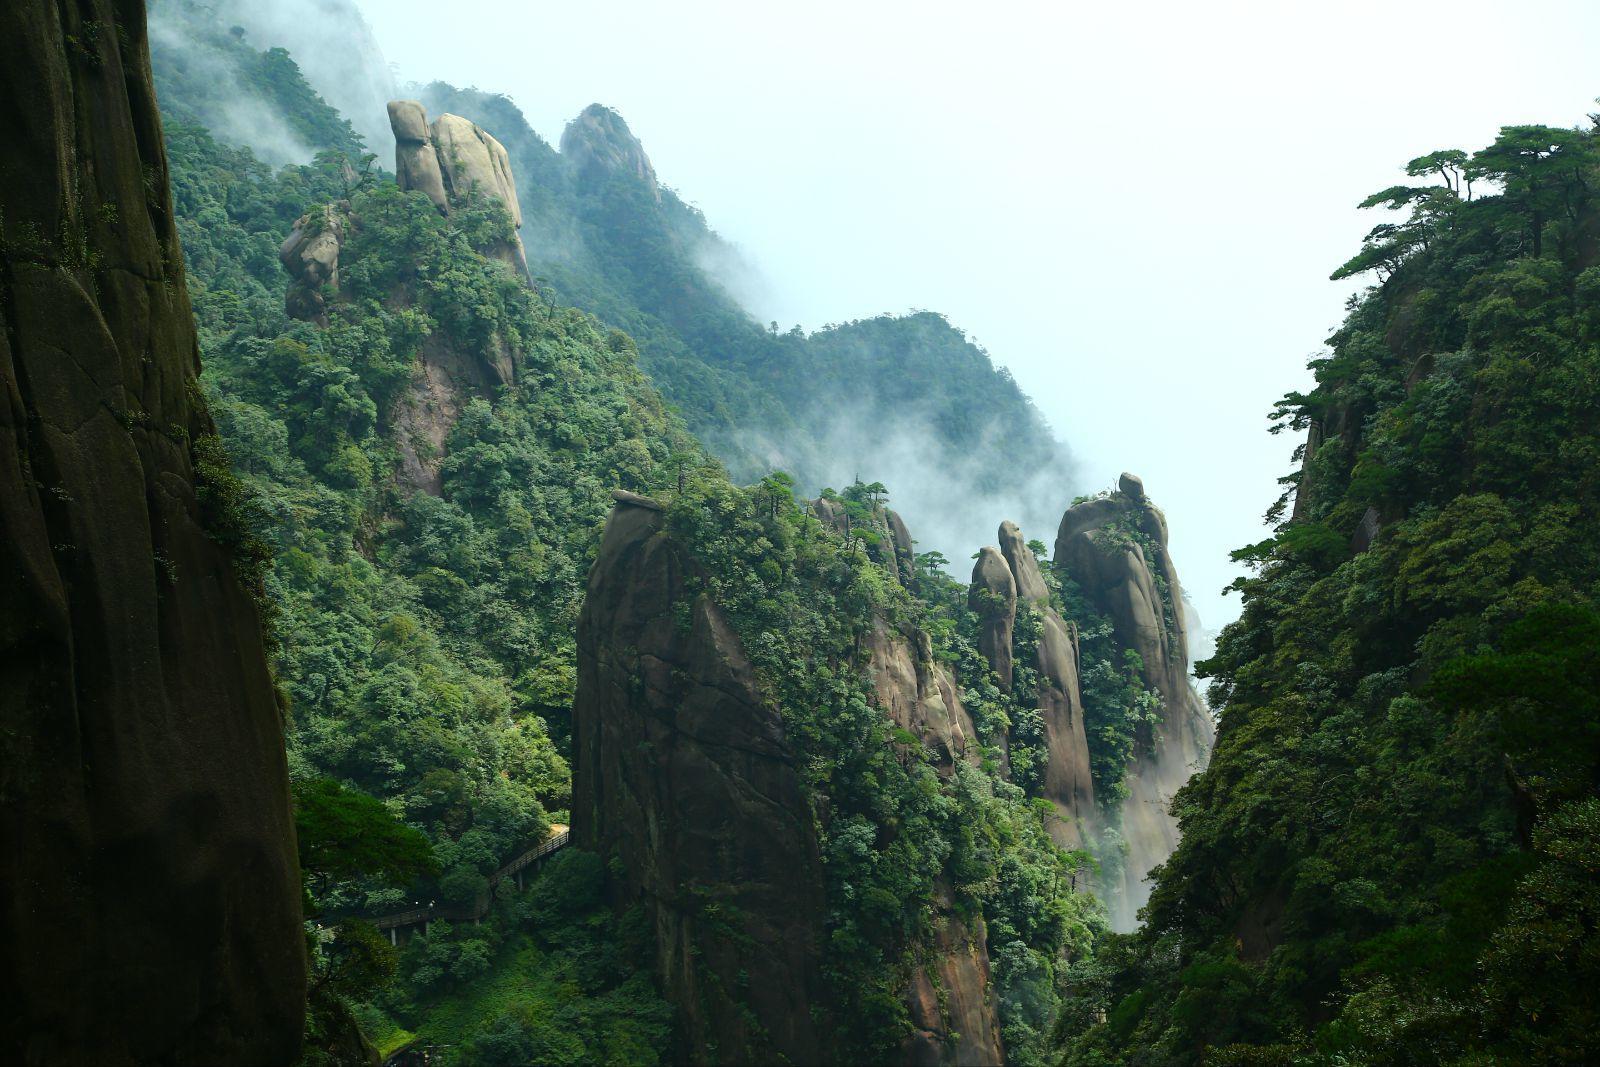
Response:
969,545,1018,691
561,103,661,201
994,522,1096,848
1055,474,1214,924
573,495,826,1065
999,520,1050,604
812,495,903,580
388,100,528,276
431,113,524,228
576,497,1004,1066
280,202,348,325
887,508,916,571
0,3,304,1060
903,886,1005,1067
388,99,449,214
866,622,979,770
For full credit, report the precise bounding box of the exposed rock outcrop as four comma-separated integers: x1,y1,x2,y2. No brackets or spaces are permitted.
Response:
887,508,916,572
576,497,1004,1065
388,100,529,276
573,495,826,1065
562,103,661,201
866,621,979,768
431,112,524,227
995,522,1095,848
1055,475,1214,924
999,520,1050,604
1,3,304,1059
812,495,902,580
1351,504,1381,554
280,202,348,325
969,546,1018,691
374,103,535,493
903,886,1005,1067
391,320,518,497
388,99,449,213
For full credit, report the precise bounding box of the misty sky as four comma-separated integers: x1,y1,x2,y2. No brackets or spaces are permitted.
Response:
350,0,1600,629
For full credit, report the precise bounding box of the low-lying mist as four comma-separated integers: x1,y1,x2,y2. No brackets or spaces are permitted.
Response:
199,0,397,157
786,397,1080,573
149,7,316,168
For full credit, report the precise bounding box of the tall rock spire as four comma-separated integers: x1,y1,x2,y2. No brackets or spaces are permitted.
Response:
997,521,1096,848
388,99,529,277
969,545,1018,691
1055,474,1214,925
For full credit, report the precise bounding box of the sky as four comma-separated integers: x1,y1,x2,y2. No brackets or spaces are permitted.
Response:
348,0,1600,629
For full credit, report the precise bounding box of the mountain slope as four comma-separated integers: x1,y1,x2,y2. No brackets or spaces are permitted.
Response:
413,84,1079,553
142,8,1216,1062
1062,121,1600,1064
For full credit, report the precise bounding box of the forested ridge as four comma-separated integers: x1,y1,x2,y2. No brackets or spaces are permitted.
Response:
142,12,1144,1063
1058,121,1600,1064
411,81,1077,541
137,3,1600,1065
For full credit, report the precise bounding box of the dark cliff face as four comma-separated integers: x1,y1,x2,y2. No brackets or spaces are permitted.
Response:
573,494,827,1065
575,494,1007,1066
0,2,304,1062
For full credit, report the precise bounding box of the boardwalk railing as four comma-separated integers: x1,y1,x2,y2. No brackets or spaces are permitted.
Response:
336,825,571,942
493,828,570,886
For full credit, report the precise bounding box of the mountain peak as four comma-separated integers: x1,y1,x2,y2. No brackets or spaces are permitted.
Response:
561,103,659,199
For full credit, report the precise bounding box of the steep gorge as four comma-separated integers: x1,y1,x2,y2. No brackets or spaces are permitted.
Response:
119,6,1219,1060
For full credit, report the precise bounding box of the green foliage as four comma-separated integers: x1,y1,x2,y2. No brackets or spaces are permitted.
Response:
164,101,702,897
414,85,1076,500
152,27,698,1055
152,17,1098,1064
380,850,673,1066
294,778,438,896
150,1,366,163
1066,115,1600,1065
293,777,434,1065
1055,576,1162,810
663,477,1096,1063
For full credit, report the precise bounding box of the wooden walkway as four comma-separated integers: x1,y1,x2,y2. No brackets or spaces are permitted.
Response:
352,825,570,941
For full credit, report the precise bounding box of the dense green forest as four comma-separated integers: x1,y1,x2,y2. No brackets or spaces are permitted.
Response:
412,83,1077,542
23,0,1600,1063
1059,123,1600,1063
145,4,1600,1065
151,15,701,1055
146,11,1126,1062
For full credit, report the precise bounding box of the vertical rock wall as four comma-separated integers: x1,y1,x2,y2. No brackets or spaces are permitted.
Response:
998,522,1096,848
575,495,1006,1066
573,494,827,1065
1055,474,1214,926
969,546,1018,692
0,2,304,1060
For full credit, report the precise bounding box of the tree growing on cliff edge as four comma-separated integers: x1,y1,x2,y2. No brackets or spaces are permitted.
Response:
1062,110,1600,1067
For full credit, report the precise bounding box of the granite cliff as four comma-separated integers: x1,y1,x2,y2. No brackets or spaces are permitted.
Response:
575,474,1211,1061
573,491,1007,1065
1055,473,1215,925
1,1,303,1060
389,99,529,277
